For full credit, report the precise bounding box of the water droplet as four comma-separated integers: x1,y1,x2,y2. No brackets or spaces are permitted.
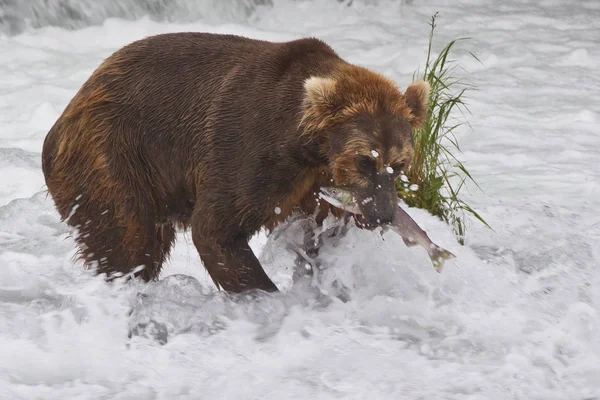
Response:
400,174,409,182
386,166,394,174
371,150,379,158
274,207,281,215
409,184,419,191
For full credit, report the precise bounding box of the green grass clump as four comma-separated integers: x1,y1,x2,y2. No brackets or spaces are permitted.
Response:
397,12,491,245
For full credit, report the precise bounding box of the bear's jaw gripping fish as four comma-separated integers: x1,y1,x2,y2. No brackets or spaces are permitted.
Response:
319,186,455,273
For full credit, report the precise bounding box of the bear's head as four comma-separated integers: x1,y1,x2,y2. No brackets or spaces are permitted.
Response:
300,64,430,228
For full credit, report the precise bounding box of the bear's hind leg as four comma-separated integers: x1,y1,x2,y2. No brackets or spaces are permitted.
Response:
135,222,177,281
67,199,175,282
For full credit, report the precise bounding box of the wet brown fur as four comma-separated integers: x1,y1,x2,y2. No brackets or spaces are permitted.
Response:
42,32,429,292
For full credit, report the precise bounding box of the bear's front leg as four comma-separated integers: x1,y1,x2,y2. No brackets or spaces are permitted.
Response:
192,231,278,293
290,211,353,302
293,210,353,278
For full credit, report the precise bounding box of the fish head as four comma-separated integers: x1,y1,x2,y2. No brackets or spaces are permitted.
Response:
319,187,354,205
320,183,397,230
319,187,361,215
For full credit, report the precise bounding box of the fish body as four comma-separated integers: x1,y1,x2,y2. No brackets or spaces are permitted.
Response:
384,206,455,272
319,186,455,272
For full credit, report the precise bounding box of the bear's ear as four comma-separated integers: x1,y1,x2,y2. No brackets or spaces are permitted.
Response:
404,80,430,130
303,76,337,108
300,76,338,134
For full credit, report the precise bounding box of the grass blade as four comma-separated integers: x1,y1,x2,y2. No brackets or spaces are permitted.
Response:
397,12,491,245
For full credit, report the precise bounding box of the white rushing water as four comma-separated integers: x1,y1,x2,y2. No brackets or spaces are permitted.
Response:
1,0,600,399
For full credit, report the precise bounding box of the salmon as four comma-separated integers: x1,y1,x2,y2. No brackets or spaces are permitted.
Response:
319,187,455,272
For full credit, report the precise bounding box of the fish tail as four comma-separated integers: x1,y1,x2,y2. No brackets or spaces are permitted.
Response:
430,247,456,273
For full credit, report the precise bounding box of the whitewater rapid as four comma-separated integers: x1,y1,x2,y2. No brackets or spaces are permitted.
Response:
1,1,599,399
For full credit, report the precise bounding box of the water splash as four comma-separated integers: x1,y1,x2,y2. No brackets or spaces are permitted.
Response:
0,0,272,36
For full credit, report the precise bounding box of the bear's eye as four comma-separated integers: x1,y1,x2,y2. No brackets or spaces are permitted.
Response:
390,162,406,174
355,155,376,173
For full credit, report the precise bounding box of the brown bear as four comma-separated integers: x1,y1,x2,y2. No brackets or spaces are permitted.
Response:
41,32,429,293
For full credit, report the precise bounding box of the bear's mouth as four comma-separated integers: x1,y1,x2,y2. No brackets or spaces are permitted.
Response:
350,213,378,231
